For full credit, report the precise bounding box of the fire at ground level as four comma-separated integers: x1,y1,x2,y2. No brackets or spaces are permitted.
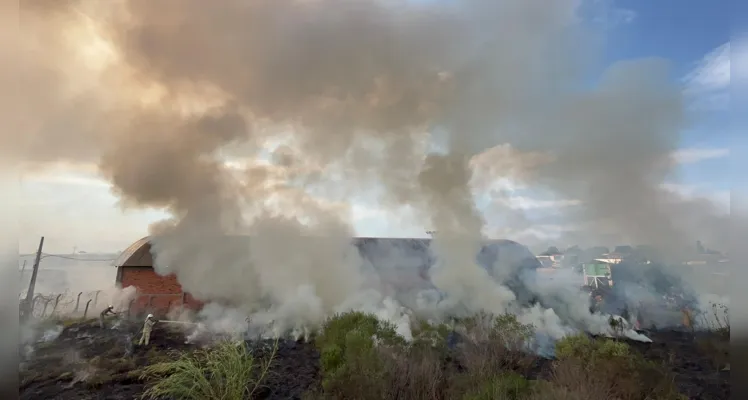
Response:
19,318,729,400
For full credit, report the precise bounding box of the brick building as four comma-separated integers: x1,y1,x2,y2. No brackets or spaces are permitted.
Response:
114,236,541,317
114,237,203,317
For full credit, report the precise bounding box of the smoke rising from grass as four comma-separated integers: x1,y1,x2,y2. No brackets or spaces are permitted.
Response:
7,0,730,342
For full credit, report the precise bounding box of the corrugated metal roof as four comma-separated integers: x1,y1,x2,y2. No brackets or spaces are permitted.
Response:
112,236,541,272
113,236,152,267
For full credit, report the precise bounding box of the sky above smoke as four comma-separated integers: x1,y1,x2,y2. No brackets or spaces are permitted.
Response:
8,0,730,256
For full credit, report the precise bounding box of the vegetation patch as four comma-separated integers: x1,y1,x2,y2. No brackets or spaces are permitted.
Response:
139,340,277,400
20,307,731,400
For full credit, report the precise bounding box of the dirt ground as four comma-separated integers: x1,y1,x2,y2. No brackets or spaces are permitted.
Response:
19,320,320,400
626,330,730,400
19,320,728,400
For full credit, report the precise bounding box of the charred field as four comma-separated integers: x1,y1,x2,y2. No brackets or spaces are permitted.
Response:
19,315,729,400
20,320,320,400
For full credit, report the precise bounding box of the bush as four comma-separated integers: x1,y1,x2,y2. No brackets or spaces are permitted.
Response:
458,313,536,378
551,334,684,400
461,372,532,400
140,340,276,400
555,334,629,362
311,313,689,400
411,319,452,351
315,311,405,397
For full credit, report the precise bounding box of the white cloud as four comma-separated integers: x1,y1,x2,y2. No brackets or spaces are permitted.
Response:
684,42,730,110
591,0,637,27
685,42,730,91
496,196,581,211
670,147,729,164
22,173,111,188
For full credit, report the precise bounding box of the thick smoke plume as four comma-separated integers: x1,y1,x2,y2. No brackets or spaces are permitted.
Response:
6,0,730,341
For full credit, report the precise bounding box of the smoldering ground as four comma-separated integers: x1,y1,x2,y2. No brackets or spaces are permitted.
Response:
6,0,731,345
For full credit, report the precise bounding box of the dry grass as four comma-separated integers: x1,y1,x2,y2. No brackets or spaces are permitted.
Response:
383,346,446,400
695,303,730,370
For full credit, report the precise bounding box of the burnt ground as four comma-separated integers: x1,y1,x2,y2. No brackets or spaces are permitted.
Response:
626,330,730,400
19,321,729,400
19,320,320,400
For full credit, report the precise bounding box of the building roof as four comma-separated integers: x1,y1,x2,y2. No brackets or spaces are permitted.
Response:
113,236,154,267
113,236,541,272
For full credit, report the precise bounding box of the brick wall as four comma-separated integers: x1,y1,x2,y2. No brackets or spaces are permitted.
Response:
120,267,204,317
121,267,184,294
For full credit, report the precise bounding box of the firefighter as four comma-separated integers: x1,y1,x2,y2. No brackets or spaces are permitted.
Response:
138,314,157,346
682,307,693,330
99,305,117,329
592,295,604,313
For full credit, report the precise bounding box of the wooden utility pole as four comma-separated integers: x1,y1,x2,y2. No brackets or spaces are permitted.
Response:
22,237,44,319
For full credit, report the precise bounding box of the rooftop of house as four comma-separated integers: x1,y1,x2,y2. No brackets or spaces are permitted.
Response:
114,236,541,271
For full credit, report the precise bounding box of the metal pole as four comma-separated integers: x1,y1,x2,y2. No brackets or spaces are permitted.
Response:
53,294,62,314
83,299,93,319
74,292,83,312
23,237,44,319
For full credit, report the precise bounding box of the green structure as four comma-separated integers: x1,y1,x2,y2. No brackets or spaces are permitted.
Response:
583,261,612,288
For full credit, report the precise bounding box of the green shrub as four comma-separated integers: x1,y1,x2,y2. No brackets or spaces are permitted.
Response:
555,334,629,362
139,340,276,400
410,320,452,353
461,372,532,400
492,313,535,350
316,312,404,352
456,313,536,379
552,334,684,400
315,312,405,396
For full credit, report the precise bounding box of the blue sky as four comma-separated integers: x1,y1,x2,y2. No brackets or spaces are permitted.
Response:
18,0,732,253
598,0,731,193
